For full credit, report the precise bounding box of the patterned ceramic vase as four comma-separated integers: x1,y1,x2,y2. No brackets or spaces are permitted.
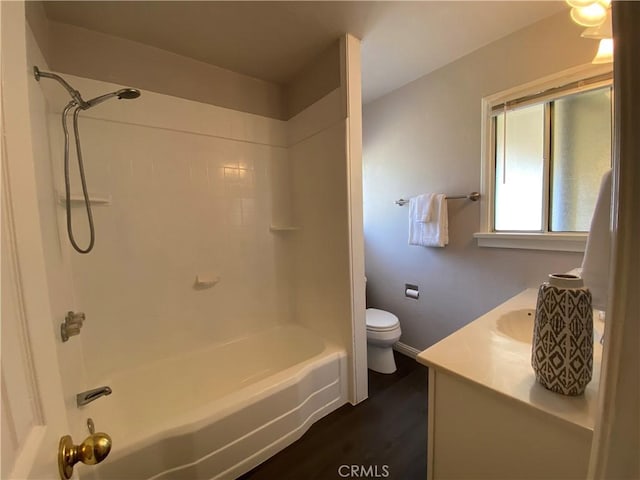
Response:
531,273,593,396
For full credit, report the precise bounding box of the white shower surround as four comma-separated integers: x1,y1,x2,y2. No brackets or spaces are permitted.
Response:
40,73,292,379
39,73,355,382
37,72,357,477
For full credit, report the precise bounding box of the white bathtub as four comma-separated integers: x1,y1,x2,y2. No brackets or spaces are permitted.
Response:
85,324,347,480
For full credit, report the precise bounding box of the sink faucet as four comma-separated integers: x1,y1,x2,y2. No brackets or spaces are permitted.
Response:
77,386,112,407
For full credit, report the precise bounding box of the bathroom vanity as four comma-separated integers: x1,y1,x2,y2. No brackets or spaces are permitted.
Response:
417,289,603,480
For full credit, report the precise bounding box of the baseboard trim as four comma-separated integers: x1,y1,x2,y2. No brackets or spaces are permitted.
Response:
393,341,421,359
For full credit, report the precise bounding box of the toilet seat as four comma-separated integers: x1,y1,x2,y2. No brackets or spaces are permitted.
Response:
366,308,400,332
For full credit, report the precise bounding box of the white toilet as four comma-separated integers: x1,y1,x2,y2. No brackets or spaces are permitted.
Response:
366,308,402,374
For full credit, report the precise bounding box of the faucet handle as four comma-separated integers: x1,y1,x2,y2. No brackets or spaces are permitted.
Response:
66,311,85,325
61,311,85,342
65,324,81,336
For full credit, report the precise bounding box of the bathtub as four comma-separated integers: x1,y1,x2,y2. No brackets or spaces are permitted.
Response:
84,324,347,480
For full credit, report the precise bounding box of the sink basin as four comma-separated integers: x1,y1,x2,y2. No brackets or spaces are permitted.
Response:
496,308,604,344
495,309,535,343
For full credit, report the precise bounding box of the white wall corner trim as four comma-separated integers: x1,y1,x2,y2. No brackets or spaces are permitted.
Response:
342,33,368,405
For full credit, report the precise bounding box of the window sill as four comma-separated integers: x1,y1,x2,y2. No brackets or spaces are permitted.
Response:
473,232,587,252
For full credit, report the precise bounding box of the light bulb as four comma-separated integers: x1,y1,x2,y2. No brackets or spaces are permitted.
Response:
566,0,597,7
571,4,607,27
581,9,612,38
592,38,613,64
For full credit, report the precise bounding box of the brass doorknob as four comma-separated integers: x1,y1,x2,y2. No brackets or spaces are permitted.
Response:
58,431,112,479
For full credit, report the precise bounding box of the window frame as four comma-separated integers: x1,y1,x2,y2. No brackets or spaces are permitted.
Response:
475,63,613,252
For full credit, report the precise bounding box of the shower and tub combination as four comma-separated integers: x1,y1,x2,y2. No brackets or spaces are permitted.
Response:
32,66,355,479
85,325,346,479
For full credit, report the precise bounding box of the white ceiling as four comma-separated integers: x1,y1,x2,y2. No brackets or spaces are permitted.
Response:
43,1,568,104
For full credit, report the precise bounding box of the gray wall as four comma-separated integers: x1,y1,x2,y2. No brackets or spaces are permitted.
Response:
363,11,598,351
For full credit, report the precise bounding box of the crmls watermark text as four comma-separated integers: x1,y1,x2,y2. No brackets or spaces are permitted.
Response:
337,465,390,478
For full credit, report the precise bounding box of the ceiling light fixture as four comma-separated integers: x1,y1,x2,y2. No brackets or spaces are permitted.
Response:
566,0,597,6
566,0,613,64
567,0,611,8
592,38,614,64
581,9,612,39
570,2,607,27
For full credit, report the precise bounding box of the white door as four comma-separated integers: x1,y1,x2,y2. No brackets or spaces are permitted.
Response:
1,2,73,478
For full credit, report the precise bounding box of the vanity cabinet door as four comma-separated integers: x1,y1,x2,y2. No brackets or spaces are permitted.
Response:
428,370,592,480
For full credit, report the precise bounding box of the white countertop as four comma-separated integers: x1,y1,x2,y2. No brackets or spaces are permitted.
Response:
416,288,603,432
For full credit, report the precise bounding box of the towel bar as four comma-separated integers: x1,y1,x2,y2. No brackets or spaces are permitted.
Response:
395,192,480,206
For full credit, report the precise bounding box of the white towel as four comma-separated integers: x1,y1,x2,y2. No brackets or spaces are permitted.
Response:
408,197,421,246
408,194,448,247
581,169,612,311
411,194,435,223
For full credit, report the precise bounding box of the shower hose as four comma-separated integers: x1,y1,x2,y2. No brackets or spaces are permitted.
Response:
62,101,95,254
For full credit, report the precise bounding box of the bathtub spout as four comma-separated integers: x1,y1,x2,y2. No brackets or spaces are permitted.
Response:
77,386,112,407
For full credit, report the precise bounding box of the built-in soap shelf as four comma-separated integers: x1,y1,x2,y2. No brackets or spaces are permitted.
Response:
57,192,112,206
269,225,300,232
194,274,220,290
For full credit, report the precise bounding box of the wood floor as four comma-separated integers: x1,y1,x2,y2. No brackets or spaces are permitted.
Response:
239,352,429,480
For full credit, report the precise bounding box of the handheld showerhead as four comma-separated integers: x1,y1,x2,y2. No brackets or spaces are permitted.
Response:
84,88,141,109
116,88,141,100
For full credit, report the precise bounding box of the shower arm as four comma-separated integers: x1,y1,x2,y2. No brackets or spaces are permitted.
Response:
34,66,89,108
